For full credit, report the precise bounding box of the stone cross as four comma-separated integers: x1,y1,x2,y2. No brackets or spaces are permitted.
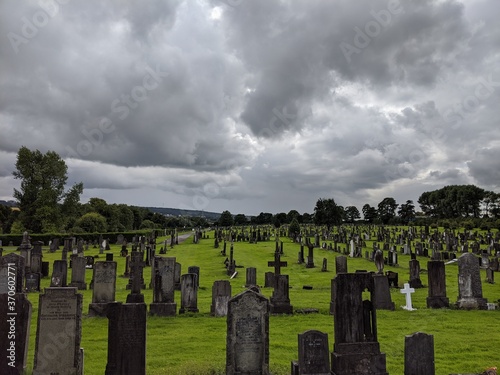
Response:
400,283,416,311
268,251,287,276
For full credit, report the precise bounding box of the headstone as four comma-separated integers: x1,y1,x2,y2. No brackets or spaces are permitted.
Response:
50,260,67,287
33,287,83,375
426,261,449,308
210,280,232,317
30,241,43,274
456,253,488,309
85,255,95,269
372,274,395,310
306,244,315,268
374,249,384,274
321,258,328,272
174,262,181,290
105,302,146,375
0,253,25,294
0,293,32,374
25,272,41,292
404,332,435,375
408,259,423,288
69,257,87,290
400,283,416,311
226,289,270,375
268,252,287,278
335,256,348,274
486,267,494,284
106,253,113,262
331,272,388,374
270,274,293,314
41,261,49,277
264,272,274,288
246,267,257,287
88,261,117,317
296,330,330,375
149,256,177,316
187,265,200,287
179,273,199,313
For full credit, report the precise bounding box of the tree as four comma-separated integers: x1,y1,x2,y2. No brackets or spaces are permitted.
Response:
274,212,287,225
288,218,300,239
377,197,398,224
362,204,378,223
13,146,83,232
398,200,415,224
344,206,360,223
286,210,300,223
75,212,107,233
313,198,343,229
418,185,486,218
219,210,234,227
234,214,248,225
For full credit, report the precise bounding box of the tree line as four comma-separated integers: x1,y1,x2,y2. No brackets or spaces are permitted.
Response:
1,147,499,234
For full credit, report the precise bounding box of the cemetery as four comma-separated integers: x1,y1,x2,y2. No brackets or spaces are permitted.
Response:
0,225,499,374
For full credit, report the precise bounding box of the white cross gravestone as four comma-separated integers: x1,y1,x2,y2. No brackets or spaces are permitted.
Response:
400,283,416,311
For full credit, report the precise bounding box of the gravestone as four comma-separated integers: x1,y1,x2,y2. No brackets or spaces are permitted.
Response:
0,293,32,374
187,265,200,287
246,267,257,287
30,241,43,274
0,253,26,294
306,244,315,268
321,258,328,272
69,256,87,290
226,289,270,375
179,273,199,313
456,253,488,309
88,261,117,317
374,250,384,274
408,259,423,288
331,272,388,375
335,256,348,274
49,260,67,287
149,256,177,316
210,280,232,317
174,262,181,290
268,251,287,280
400,283,416,311
404,332,435,375
33,287,83,375
25,272,41,292
270,274,293,314
41,261,49,277
264,272,274,288
486,267,494,284
426,260,449,308
105,302,146,375
372,274,395,310
294,330,330,375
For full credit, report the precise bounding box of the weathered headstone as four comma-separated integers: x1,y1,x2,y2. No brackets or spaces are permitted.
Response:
30,241,43,274
321,258,328,272
149,256,177,316
0,253,25,294
69,256,87,290
306,244,315,268
372,274,395,310
210,280,232,317
456,253,488,309
105,302,146,375
88,261,117,317
264,271,274,288
404,332,435,375
25,272,41,292
245,267,257,287
426,260,449,309
335,256,348,274
331,272,388,375
226,289,270,375
179,273,199,313
174,262,181,290
408,259,423,288
270,274,293,314
0,293,32,374
33,287,83,375
486,267,494,284
294,330,330,375
187,265,200,287
49,260,67,287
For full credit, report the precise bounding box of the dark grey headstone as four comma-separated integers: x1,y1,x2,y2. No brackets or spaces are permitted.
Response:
33,287,83,375
149,256,177,316
226,289,270,375
210,280,231,317
88,261,117,317
335,256,348,274
372,274,395,311
426,261,449,309
264,272,274,288
404,332,435,375
245,267,257,287
0,253,25,294
69,257,87,290
297,330,330,375
50,260,67,287
408,259,423,288
187,265,200,287
25,273,41,292
270,274,293,314
456,253,488,309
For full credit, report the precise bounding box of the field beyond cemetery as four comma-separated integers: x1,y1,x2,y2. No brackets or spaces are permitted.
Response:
9,227,500,375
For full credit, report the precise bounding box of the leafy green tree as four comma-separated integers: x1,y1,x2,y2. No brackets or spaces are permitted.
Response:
418,185,486,218
377,197,398,224
302,212,313,223
13,146,83,232
10,220,25,234
344,206,360,223
75,212,107,233
140,219,156,229
288,218,300,238
219,210,234,227
362,204,378,223
286,210,300,223
398,200,415,224
274,212,288,225
313,198,343,229
234,214,248,225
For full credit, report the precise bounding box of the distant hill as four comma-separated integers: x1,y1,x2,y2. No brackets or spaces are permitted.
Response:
146,207,221,220
0,200,17,207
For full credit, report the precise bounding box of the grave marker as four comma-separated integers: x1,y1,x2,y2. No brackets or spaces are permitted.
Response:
88,261,117,317
295,330,330,375
400,283,416,311
210,280,232,317
150,256,177,316
456,253,488,309
404,332,435,375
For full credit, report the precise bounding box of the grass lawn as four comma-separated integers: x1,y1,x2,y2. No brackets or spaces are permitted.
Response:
6,227,500,374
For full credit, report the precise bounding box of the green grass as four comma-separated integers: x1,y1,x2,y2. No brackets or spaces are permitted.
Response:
6,228,500,374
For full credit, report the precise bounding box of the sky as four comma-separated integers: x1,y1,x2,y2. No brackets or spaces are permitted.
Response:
1,0,500,216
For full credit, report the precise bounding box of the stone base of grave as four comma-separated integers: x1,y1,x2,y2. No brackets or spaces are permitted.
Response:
126,283,146,290
409,278,423,288
331,343,388,375
306,258,315,268
149,302,177,316
126,293,145,303
426,296,450,309
179,306,199,314
88,303,112,317
456,297,488,310
270,301,293,314
69,281,87,290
